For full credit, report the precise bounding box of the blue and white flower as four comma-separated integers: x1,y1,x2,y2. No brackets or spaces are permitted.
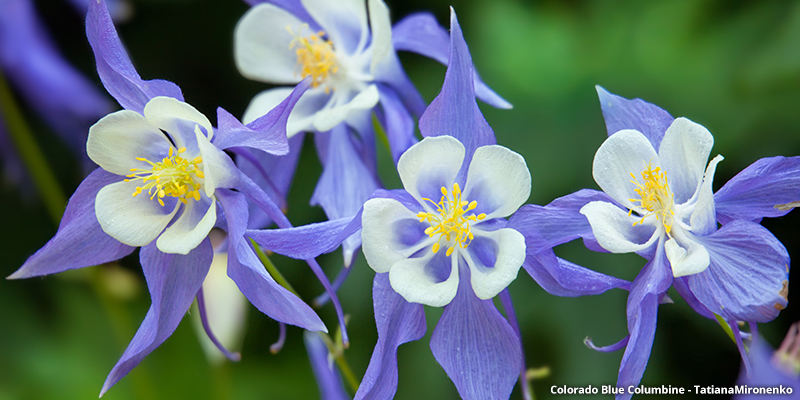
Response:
512,86,796,399
87,95,237,255
361,135,529,306
7,0,336,395
233,0,512,268
248,10,530,399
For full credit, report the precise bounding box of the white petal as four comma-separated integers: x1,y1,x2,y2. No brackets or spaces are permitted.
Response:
658,117,714,204
367,0,392,76
389,249,459,307
95,179,179,247
87,110,171,176
243,87,331,137
397,136,465,205
234,3,304,84
302,0,368,56
196,128,239,195
592,129,659,208
463,145,531,219
690,154,724,236
193,251,248,365
157,195,217,255
464,228,526,300
580,201,659,253
362,198,433,273
144,96,214,151
665,230,710,277
312,84,379,132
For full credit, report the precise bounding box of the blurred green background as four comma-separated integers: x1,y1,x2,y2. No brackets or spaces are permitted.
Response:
2,0,800,399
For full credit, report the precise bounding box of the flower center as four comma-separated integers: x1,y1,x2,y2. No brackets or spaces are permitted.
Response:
628,161,675,234
287,25,338,93
125,146,204,207
416,183,486,257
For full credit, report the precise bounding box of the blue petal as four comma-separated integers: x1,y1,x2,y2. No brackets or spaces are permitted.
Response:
376,84,418,163
616,239,672,400
429,263,521,400
214,78,310,154
216,189,326,332
8,169,135,279
234,134,305,229
595,86,674,151
687,219,789,322
672,276,716,320
375,72,426,121
354,273,426,400
100,239,213,396
417,9,496,168
303,331,350,400
585,335,630,353
392,12,511,109
522,249,630,297
248,216,360,260
0,0,111,156
311,125,379,219
86,0,183,113
66,0,129,21
507,189,614,254
246,189,417,260
311,125,380,265
714,156,800,224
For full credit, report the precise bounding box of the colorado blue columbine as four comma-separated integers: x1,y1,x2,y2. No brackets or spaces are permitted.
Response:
7,0,333,395
513,86,796,399
361,135,529,306
233,0,511,267
248,9,533,399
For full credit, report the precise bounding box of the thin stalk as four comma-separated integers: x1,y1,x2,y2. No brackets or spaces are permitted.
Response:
0,71,66,222
250,239,360,392
250,238,299,297
318,331,360,394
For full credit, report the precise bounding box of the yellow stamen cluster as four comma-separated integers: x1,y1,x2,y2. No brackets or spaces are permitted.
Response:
125,147,204,207
628,162,674,234
287,25,338,93
416,183,486,257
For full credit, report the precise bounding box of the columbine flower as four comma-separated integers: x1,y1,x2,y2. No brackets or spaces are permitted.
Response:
88,95,236,254
235,0,422,141
7,0,331,395
233,0,511,267
514,86,795,399
249,10,530,399
360,135,529,306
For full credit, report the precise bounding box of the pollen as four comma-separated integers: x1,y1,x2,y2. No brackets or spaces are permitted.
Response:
416,183,486,257
287,24,338,93
125,146,204,207
628,161,675,234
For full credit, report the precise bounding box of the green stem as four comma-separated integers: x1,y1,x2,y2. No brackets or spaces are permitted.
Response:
714,314,737,344
249,238,299,297
318,331,360,394
372,114,391,152
249,240,361,394
0,71,66,223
